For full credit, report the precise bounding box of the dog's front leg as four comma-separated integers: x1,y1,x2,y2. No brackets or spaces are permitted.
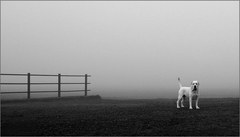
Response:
189,96,193,109
196,95,200,109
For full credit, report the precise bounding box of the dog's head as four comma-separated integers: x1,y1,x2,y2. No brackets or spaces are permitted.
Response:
191,81,200,91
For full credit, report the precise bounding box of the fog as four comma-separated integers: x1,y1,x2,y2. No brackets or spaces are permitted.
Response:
1,1,239,99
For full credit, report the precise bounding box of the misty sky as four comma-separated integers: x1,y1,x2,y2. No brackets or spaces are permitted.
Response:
1,1,239,99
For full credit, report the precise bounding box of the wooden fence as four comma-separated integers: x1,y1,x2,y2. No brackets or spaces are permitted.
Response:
0,73,91,99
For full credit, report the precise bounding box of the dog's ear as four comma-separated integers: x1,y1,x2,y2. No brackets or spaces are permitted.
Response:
191,82,193,90
198,82,200,85
191,86,194,91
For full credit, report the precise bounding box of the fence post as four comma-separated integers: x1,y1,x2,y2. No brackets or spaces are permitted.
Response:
58,73,61,97
27,73,30,99
85,74,87,96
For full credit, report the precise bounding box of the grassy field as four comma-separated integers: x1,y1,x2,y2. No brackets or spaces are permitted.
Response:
1,96,239,136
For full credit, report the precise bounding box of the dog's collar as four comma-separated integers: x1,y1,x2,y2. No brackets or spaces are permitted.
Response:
192,89,198,93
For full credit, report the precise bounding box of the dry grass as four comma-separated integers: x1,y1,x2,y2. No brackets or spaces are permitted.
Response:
1,96,239,136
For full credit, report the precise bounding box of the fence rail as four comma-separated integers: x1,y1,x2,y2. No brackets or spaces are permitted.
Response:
0,73,91,99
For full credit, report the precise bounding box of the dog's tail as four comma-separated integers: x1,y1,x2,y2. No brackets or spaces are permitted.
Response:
178,78,182,88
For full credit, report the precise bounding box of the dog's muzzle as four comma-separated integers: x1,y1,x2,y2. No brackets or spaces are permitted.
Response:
193,86,197,90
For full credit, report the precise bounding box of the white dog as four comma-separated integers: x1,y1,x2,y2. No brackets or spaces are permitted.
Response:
177,78,200,109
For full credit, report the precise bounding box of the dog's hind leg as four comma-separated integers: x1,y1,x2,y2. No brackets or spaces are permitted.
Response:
177,96,181,108
181,95,185,107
